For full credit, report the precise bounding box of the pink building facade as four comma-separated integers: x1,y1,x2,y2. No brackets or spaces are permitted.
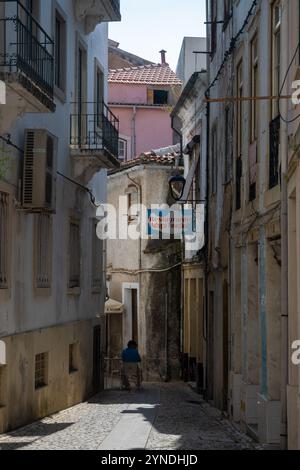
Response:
108,61,182,161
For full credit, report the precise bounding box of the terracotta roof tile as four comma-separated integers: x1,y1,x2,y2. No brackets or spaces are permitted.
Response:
108,64,182,86
109,144,183,175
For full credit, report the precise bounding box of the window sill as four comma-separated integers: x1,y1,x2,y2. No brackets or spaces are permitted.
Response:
68,287,81,296
35,384,48,391
33,287,52,297
264,184,280,208
0,288,11,302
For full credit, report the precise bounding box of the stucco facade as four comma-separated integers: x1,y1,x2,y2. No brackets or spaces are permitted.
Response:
171,71,207,389
107,157,182,381
0,0,120,432
206,0,283,444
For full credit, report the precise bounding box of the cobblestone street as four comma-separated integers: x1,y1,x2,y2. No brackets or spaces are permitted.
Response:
0,383,260,450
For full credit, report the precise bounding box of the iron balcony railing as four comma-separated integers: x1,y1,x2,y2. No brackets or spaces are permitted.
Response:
269,115,280,189
0,0,54,99
70,102,119,159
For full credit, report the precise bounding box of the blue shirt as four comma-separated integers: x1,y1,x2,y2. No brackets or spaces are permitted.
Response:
122,348,141,363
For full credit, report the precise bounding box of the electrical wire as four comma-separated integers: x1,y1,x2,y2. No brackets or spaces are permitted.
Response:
205,0,258,97
0,133,99,207
279,40,300,124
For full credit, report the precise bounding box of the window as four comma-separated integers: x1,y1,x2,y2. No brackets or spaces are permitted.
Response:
95,66,104,126
224,0,232,21
69,343,79,373
54,10,66,92
118,139,127,161
35,353,48,389
92,220,103,290
211,127,218,194
153,90,168,105
236,61,243,159
236,60,243,210
271,1,281,119
0,366,6,407
269,1,281,189
0,191,9,289
127,186,139,223
250,35,259,143
69,218,80,289
224,107,232,183
35,214,52,289
147,89,169,105
210,0,217,57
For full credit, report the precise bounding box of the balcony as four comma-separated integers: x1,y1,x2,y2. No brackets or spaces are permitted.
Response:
70,102,120,183
269,115,280,189
0,1,55,130
74,0,121,34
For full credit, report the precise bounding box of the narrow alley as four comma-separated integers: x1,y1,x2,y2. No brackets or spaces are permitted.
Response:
0,384,260,451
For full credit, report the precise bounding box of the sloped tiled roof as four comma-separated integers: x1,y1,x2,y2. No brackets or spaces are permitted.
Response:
108,64,182,86
109,144,182,175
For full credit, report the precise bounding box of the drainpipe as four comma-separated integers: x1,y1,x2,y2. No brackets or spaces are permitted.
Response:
165,291,169,381
171,115,185,370
131,106,137,157
203,0,210,399
280,0,289,450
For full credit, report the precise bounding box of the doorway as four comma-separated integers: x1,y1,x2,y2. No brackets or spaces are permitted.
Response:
93,326,102,393
223,279,229,411
122,283,139,347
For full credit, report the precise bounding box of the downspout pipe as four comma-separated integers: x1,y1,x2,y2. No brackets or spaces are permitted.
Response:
203,0,210,400
171,115,185,360
280,0,289,450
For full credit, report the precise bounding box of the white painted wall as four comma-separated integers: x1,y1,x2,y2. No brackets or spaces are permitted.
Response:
176,37,207,85
0,0,109,336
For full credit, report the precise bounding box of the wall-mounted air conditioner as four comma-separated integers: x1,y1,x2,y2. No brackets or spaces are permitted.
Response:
22,129,58,211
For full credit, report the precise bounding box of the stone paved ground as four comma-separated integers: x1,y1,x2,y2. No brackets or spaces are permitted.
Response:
0,383,261,450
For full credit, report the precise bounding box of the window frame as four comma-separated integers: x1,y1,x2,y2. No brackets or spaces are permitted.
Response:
68,217,81,292
91,219,103,292
250,33,259,144
211,125,218,195
210,0,217,58
33,213,52,293
53,4,67,100
118,138,127,161
0,183,11,296
35,352,48,390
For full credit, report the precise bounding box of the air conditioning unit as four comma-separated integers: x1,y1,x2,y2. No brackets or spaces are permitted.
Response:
22,129,58,211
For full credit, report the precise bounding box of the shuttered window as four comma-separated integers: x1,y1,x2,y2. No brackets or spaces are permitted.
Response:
35,213,52,289
0,191,9,289
69,219,80,289
92,220,103,289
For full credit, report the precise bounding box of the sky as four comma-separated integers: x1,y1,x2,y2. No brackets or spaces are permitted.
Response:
109,0,207,72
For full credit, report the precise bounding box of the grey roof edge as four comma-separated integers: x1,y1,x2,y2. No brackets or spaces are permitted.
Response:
171,70,207,118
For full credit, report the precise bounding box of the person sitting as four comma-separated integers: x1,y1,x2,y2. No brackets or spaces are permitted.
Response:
121,340,142,391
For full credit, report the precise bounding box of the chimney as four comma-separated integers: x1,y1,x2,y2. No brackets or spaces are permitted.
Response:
160,49,167,65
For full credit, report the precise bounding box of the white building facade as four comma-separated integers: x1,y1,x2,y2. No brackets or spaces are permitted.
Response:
0,0,120,432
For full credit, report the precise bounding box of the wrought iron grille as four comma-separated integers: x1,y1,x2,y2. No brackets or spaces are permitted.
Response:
269,115,280,189
0,0,54,99
70,102,119,159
